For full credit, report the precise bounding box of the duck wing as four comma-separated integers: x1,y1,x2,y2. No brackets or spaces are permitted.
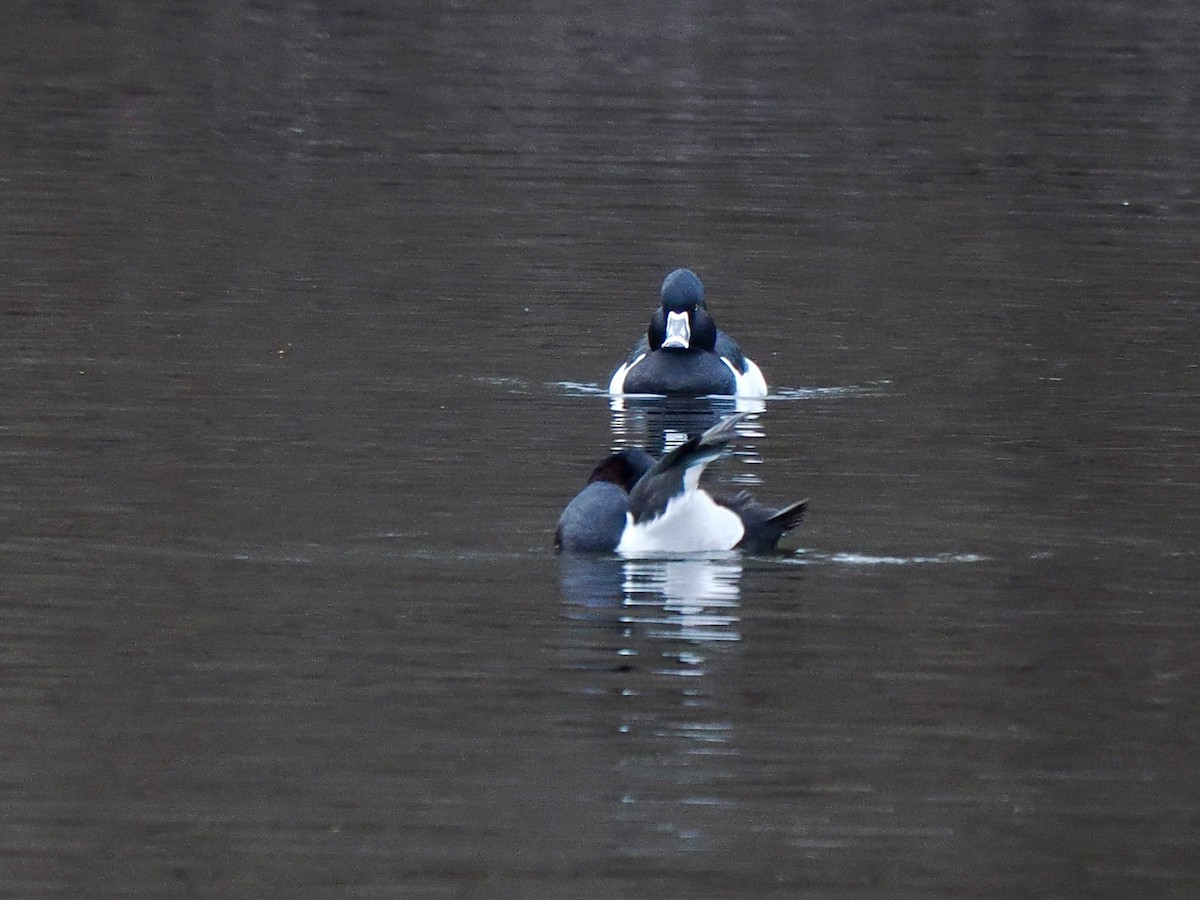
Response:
626,413,748,523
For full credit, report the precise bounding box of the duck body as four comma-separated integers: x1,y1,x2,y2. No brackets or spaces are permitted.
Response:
617,342,739,396
556,414,807,554
607,269,768,398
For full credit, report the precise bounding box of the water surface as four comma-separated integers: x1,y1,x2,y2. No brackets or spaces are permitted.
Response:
3,1,1198,897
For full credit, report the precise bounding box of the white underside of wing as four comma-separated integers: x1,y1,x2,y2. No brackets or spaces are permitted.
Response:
617,489,744,554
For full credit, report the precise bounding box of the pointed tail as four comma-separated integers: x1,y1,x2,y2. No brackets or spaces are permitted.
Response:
768,499,808,534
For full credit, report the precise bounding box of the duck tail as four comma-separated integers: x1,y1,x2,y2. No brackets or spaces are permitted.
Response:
724,493,809,553
768,499,808,534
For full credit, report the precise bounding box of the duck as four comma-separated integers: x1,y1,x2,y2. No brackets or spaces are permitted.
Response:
555,413,807,554
607,268,769,398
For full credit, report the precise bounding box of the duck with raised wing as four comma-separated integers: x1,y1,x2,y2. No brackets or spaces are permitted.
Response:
556,413,806,554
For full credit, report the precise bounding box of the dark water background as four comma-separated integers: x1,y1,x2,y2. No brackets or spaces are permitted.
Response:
3,2,1198,897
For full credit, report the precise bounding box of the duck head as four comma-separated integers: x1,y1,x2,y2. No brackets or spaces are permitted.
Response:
586,448,655,491
648,268,718,353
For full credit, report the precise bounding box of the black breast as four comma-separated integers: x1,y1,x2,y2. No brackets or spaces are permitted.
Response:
621,350,737,396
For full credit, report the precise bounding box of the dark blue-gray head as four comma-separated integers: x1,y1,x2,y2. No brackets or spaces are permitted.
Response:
660,268,706,313
656,268,756,381
648,269,718,354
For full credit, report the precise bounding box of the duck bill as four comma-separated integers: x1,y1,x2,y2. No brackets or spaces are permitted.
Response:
662,311,691,349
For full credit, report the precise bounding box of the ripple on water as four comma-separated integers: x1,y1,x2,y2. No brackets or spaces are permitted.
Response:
551,380,892,400
784,551,990,566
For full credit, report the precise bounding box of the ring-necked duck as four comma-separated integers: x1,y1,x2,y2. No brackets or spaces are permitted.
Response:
607,269,768,398
556,413,806,554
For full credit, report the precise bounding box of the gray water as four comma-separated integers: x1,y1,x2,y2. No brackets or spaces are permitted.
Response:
3,2,1198,897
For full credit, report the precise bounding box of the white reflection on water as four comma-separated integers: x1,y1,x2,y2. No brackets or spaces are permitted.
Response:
607,393,767,417
621,557,743,644
560,555,742,626
558,554,746,687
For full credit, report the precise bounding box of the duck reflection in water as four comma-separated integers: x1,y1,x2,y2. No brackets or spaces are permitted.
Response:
556,551,745,834
559,554,743,643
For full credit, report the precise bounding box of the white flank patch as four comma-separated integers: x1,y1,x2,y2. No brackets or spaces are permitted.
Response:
617,490,745,554
721,356,769,398
607,353,646,394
